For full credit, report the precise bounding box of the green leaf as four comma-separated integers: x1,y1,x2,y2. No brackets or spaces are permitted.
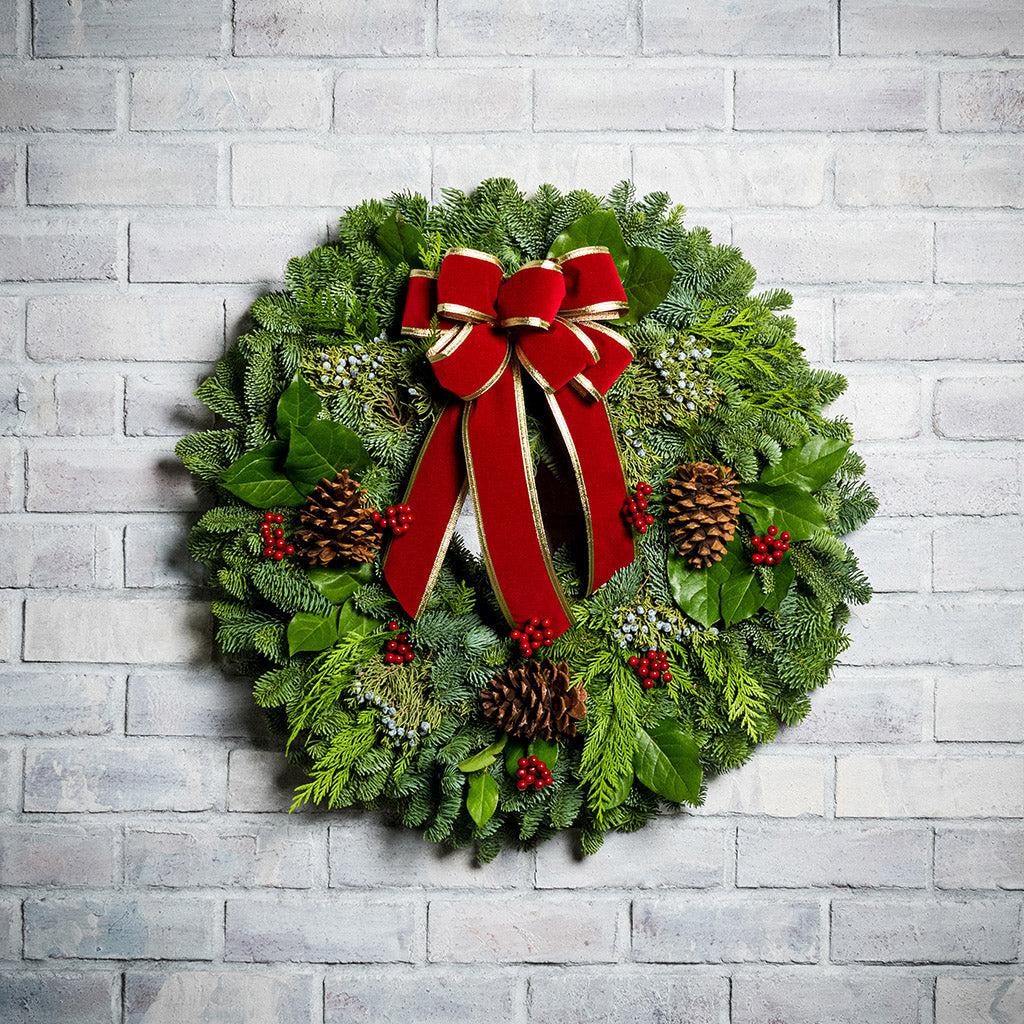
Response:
375,213,425,269
275,375,322,441
466,771,499,828
604,767,634,811
505,741,527,776
283,419,370,492
719,569,765,627
548,210,628,264
741,484,828,542
458,736,508,773
762,557,796,613
306,562,372,605
221,441,307,508
633,721,702,805
667,551,720,627
760,438,851,492
287,610,339,656
616,245,676,326
336,600,379,638
527,737,558,769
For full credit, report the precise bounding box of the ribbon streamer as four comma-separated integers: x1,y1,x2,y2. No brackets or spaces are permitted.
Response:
383,246,636,638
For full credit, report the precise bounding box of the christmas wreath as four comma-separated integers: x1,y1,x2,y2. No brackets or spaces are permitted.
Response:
177,180,876,860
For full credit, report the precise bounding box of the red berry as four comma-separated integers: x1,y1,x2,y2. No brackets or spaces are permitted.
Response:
528,756,538,767
778,542,789,552
628,656,639,667
780,532,791,542
642,679,654,689
273,551,284,561
386,640,398,652
273,528,284,539
518,757,529,769
517,779,529,791
751,553,765,565
517,768,528,778
273,514,284,523
264,512,274,522
284,545,295,555
767,525,778,537
536,760,546,771
388,621,399,631
649,670,660,681
663,672,672,682
510,630,522,641
397,633,408,642
765,554,777,566
263,548,274,558
275,539,285,550
751,536,761,545
404,652,414,662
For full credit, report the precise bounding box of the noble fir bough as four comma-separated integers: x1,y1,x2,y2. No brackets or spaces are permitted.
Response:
177,179,876,861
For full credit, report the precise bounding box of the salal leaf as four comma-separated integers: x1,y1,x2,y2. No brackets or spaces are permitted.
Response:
221,441,307,508
375,213,425,269
458,736,508,773
740,484,827,542
505,741,527,776
762,557,796,613
528,737,559,769
275,375,322,441
667,551,720,627
719,570,764,627
605,767,634,811
616,245,676,326
284,419,370,492
760,438,850,492
466,771,499,828
336,600,379,638
633,721,702,805
287,610,339,656
306,561,372,605
548,209,628,265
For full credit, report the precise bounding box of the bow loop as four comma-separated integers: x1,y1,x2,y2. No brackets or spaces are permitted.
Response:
496,260,565,330
436,249,504,324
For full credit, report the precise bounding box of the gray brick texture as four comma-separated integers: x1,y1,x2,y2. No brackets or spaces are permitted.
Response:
0,2,1021,1021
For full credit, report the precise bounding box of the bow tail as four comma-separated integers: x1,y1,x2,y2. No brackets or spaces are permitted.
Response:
382,402,468,619
463,362,573,635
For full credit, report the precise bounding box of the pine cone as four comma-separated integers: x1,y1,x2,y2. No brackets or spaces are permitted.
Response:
292,470,383,566
667,462,741,569
480,659,588,742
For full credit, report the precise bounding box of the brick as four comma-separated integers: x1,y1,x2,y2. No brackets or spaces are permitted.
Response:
27,447,199,512
734,215,928,284
942,71,1024,132
433,144,631,198
841,1,1024,56
329,821,533,888
777,668,926,744
30,143,217,207
837,144,1024,208
227,894,421,962
836,754,1024,818
737,823,930,887
634,144,827,208
935,671,1024,742
0,68,116,129
326,967,519,1024
0,670,118,735
34,0,222,56
336,68,528,133
126,970,318,1024
534,822,728,889
1,371,122,436
831,897,1019,963
0,824,119,886
936,976,1024,1023
0,746,13,808
228,748,311,812
25,742,221,813
0,972,119,1024
846,595,1023,666
736,68,926,130
936,375,1024,438
25,896,218,961
130,216,327,284
128,670,260,738
232,142,429,208
127,825,317,888
132,68,325,131
529,968,726,1024
936,221,1024,284
0,438,19,513
0,0,12,54
0,595,14,663
0,523,113,588
835,291,1024,361
125,371,212,437
439,0,626,55
0,145,15,207
847,520,931,593
235,0,425,55
935,518,1024,592
124,520,209,588
826,370,921,439
643,0,830,55
935,827,1024,890
0,219,116,281
0,297,19,360
732,968,928,1024
429,895,625,962
0,896,17,958
633,894,820,963
693,755,827,816
27,295,224,362
536,68,724,130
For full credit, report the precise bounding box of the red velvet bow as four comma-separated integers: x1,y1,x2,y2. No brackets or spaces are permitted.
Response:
383,246,636,637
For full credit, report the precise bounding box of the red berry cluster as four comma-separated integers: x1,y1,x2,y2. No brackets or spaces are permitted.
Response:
622,482,655,533
260,512,295,560
372,503,414,537
510,617,554,658
750,525,790,566
515,755,552,791
383,620,415,665
627,650,673,689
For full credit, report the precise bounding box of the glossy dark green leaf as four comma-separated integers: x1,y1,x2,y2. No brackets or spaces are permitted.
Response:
306,561,373,605
275,375,321,441
505,741,527,776
336,600,379,638
375,213,425,268
287,609,339,656
221,441,307,508
633,720,702,805
283,419,370,492
466,770,499,828
740,484,827,542
604,767,634,811
616,245,676,326
760,437,850,492
761,557,796,613
458,736,507,773
528,737,559,769
667,551,720,627
548,210,628,265
719,569,765,627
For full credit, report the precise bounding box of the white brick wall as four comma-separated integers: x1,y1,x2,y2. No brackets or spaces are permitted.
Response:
1,2,1022,1020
